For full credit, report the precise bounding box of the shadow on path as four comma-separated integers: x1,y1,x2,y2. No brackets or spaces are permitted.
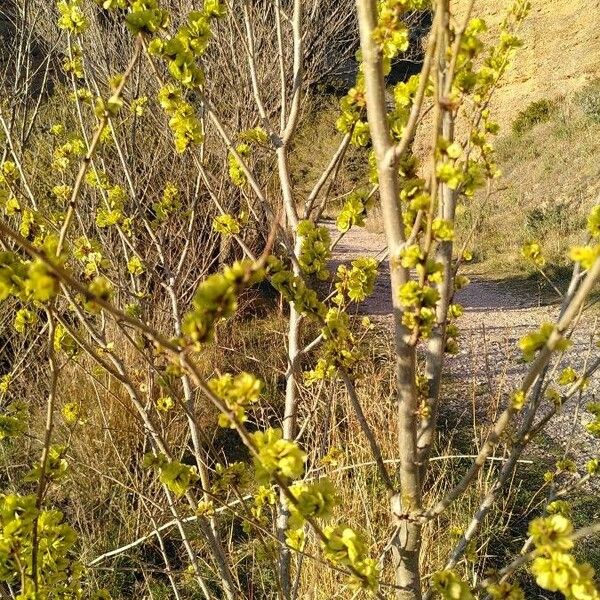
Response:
326,221,560,320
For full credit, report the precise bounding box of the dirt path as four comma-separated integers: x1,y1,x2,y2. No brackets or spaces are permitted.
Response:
326,221,599,465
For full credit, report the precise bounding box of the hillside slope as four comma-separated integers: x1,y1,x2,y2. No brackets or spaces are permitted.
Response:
467,0,600,124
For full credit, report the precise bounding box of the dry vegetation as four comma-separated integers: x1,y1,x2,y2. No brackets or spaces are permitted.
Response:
462,86,600,278
1,1,600,600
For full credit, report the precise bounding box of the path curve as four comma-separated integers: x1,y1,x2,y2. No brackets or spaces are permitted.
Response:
326,221,599,466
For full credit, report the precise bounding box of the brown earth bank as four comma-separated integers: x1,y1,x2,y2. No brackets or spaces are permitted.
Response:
456,0,600,126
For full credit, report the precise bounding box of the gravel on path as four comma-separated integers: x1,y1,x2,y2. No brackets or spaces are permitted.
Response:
326,221,600,467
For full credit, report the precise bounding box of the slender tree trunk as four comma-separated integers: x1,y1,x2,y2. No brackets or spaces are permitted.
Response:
356,1,422,597
278,299,300,599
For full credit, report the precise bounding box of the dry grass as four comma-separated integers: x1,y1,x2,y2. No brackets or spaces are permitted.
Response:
4,302,595,598
460,91,600,278
289,322,555,597
290,95,370,220
4,78,600,599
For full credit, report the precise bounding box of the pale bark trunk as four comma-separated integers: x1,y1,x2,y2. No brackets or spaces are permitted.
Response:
356,1,422,598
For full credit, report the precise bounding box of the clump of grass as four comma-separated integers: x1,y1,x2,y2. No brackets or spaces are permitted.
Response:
524,200,586,240
511,99,555,134
576,79,600,123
